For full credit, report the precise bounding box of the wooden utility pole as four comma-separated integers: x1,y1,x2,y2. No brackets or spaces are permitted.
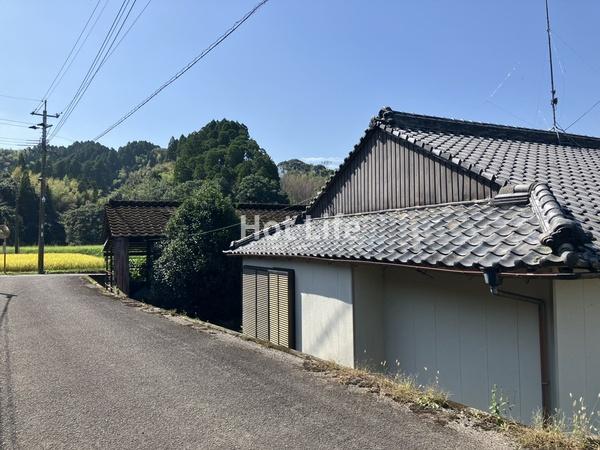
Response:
30,100,59,274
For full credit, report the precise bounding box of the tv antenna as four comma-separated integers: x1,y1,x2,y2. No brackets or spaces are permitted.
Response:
545,0,560,139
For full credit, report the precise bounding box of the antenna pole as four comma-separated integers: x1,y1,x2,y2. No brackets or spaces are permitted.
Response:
545,0,560,137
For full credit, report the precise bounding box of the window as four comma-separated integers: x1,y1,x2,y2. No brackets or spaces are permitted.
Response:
242,266,294,348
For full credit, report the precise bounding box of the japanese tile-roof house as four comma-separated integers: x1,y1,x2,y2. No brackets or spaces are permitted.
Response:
103,200,304,296
228,107,600,423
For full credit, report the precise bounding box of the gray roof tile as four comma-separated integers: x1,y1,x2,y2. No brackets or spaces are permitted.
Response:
375,110,600,246
229,200,578,270
230,109,600,272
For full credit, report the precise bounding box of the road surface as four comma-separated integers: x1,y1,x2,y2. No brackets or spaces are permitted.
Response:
0,275,509,449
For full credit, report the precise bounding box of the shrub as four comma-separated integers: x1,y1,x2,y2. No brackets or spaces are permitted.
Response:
235,174,288,204
152,182,240,325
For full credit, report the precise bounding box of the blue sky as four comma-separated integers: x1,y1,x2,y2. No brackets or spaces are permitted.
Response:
1,0,600,164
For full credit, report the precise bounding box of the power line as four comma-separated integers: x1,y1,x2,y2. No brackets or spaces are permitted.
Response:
0,141,39,147
51,0,133,138
0,135,38,142
50,0,137,141
0,122,36,129
0,118,36,126
0,138,38,142
0,143,37,148
35,0,104,114
0,140,39,146
201,197,312,239
93,0,270,141
105,0,152,62
0,93,41,102
43,0,110,106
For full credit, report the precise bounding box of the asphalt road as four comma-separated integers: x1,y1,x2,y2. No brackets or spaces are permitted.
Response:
0,275,509,449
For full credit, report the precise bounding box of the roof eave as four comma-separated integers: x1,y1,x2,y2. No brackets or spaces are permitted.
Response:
225,251,593,277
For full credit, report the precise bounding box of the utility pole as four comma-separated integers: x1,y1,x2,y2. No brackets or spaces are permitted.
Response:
30,100,59,274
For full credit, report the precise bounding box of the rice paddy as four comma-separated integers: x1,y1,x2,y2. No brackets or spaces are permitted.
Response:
0,251,104,274
11,245,103,257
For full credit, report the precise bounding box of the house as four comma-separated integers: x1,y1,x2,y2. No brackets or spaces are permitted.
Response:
227,107,600,423
104,200,304,295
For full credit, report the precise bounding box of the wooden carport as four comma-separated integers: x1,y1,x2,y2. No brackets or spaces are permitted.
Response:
103,200,179,295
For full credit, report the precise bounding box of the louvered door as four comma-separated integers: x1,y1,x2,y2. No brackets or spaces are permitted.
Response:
242,265,294,349
268,272,280,345
242,267,257,337
256,270,270,341
275,271,293,348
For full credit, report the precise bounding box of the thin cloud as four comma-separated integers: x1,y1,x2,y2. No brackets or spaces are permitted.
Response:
301,157,343,169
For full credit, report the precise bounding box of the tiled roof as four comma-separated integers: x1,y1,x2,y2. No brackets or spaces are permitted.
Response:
105,201,301,240
105,200,179,238
230,109,600,272
374,108,600,244
229,198,584,269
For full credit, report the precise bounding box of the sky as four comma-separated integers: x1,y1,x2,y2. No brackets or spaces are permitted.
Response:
1,0,600,165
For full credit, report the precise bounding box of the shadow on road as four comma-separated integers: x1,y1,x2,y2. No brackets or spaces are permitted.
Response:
0,292,17,450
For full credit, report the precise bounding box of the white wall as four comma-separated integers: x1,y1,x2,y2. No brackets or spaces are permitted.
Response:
354,265,549,423
242,257,553,423
553,278,600,417
352,265,385,370
243,257,355,367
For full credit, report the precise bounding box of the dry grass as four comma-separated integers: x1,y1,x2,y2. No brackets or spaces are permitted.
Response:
303,358,448,411
510,411,600,450
304,358,600,450
1,253,104,273
515,424,586,449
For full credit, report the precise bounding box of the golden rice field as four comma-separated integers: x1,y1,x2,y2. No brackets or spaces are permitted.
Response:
0,253,104,273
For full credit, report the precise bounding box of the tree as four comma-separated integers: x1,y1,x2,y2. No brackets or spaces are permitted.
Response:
43,185,66,245
152,182,240,324
235,174,289,204
0,174,17,208
277,158,333,204
117,140,161,174
278,158,332,177
173,119,281,197
46,176,87,213
15,170,38,245
167,136,178,161
0,177,15,244
62,203,104,245
280,172,330,204
111,163,178,201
